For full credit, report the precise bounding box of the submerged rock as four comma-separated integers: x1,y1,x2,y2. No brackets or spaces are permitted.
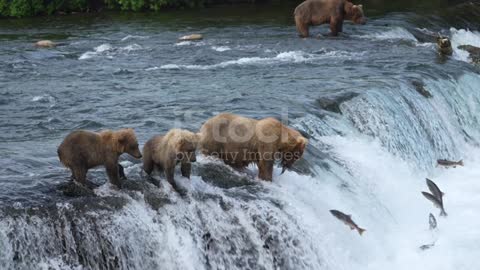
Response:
411,80,433,98
316,92,359,114
178,34,203,41
458,45,480,64
195,162,254,189
58,181,96,197
35,40,56,48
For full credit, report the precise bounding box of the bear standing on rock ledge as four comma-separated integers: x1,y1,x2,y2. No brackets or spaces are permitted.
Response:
198,113,308,181
142,129,198,192
294,0,367,38
58,129,142,188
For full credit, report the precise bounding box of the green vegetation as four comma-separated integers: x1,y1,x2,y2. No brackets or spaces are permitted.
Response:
0,0,219,17
0,0,472,18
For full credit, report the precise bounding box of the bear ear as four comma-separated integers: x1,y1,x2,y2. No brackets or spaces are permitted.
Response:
296,137,308,151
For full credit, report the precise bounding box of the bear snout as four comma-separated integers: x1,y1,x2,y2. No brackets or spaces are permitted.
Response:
131,150,142,159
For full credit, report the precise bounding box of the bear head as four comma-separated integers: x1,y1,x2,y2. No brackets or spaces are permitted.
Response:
437,37,451,49
279,129,308,174
115,128,142,159
174,130,198,163
349,4,367,25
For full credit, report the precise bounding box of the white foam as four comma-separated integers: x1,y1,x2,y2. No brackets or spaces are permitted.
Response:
360,27,417,42
122,44,142,51
450,28,480,63
79,43,142,60
31,96,43,102
121,35,149,42
269,132,480,270
159,50,362,70
212,46,231,52
79,43,112,60
31,94,56,107
175,41,205,47
94,43,112,52
145,66,160,71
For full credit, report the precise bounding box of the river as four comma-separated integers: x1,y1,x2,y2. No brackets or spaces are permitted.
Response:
1,1,480,269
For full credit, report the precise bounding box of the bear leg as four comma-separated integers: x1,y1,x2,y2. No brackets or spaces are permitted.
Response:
165,166,178,191
118,164,126,179
72,166,87,185
329,17,344,36
257,159,274,181
181,163,191,179
295,16,309,38
143,156,154,175
106,162,122,188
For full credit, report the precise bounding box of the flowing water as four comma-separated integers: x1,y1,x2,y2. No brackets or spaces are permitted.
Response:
1,1,480,269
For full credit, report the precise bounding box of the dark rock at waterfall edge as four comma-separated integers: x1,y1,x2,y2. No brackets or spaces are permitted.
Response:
411,80,433,98
316,92,359,114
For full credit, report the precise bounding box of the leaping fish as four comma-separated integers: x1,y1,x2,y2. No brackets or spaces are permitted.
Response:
437,159,463,168
426,178,445,200
429,213,437,230
422,192,447,217
329,210,366,235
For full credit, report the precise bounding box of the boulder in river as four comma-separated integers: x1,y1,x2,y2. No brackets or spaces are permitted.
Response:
458,45,480,65
316,92,359,114
178,34,203,41
35,40,56,48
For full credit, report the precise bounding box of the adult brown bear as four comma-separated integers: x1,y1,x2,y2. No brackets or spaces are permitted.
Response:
58,129,142,188
198,113,308,181
294,0,366,38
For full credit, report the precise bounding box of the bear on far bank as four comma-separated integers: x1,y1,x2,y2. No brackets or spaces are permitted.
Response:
58,129,142,188
294,0,366,38
142,129,198,192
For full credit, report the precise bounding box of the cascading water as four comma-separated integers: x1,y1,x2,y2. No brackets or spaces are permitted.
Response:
1,2,480,270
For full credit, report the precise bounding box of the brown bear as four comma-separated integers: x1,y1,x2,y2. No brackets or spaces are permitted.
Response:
57,128,142,188
198,113,308,181
142,129,198,191
294,0,366,38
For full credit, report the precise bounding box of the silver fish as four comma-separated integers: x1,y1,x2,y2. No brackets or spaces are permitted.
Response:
422,192,447,217
429,213,437,230
419,243,435,251
426,178,444,200
330,210,366,235
437,159,463,168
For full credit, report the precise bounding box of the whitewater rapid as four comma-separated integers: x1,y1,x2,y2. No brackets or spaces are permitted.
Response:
2,11,480,268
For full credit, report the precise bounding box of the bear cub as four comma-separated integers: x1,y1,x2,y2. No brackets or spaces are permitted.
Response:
143,129,198,192
58,128,142,188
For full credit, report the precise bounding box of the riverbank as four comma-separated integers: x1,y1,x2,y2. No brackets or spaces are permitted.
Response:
0,0,272,18
1,0,479,20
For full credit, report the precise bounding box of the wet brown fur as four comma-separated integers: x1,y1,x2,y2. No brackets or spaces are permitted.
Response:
198,113,308,181
57,129,142,188
143,129,198,191
294,0,366,38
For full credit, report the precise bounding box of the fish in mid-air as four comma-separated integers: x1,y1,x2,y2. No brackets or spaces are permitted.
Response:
426,178,445,200
329,210,366,235
437,159,463,168
422,192,447,217
429,213,437,230
419,243,435,251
